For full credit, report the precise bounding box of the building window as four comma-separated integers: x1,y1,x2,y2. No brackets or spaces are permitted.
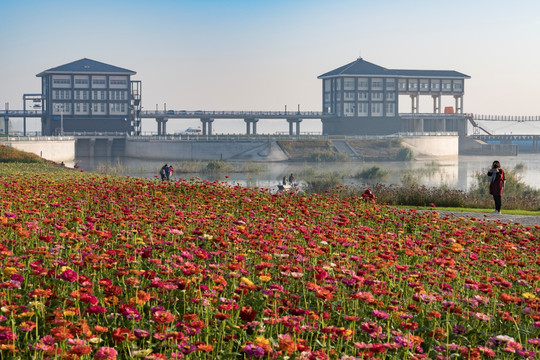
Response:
75,79,89,85
324,93,331,102
442,81,452,91
431,81,440,91
371,102,383,116
358,92,368,100
371,79,383,90
386,79,395,89
82,103,88,112
53,79,71,85
420,81,429,90
408,81,418,90
386,92,395,101
358,78,368,90
453,81,463,91
110,80,127,85
92,79,106,85
344,78,355,90
386,103,395,115
344,102,355,116
344,91,355,100
371,92,383,100
324,79,331,92
358,102,368,115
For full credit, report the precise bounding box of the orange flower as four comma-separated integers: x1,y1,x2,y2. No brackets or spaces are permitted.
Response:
197,344,213,352
278,334,297,355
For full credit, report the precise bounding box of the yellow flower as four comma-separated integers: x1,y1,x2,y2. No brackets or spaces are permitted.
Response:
3,267,17,276
241,277,254,286
259,275,271,282
133,349,153,358
522,292,536,299
60,266,71,272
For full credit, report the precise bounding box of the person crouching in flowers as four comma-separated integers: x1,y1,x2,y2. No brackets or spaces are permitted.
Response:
487,160,505,214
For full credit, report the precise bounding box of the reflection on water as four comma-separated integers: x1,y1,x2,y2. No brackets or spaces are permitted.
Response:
68,154,540,191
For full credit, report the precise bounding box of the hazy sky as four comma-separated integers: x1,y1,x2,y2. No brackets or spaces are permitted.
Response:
1,0,540,134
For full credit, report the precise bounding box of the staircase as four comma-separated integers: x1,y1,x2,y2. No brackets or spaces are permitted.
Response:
331,140,361,160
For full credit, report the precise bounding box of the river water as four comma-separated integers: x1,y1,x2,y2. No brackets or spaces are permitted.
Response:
68,153,540,192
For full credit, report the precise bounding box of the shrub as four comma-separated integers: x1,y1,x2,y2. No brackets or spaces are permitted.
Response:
395,147,414,161
205,160,232,173
304,172,343,193
355,166,388,180
307,150,348,162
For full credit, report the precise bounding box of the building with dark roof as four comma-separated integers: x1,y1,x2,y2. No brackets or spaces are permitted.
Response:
318,58,470,135
37,58,142,135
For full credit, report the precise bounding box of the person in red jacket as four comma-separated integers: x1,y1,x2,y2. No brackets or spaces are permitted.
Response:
487,160,505,214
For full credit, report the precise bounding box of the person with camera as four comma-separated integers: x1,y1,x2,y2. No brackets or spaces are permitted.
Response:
487,160,505,214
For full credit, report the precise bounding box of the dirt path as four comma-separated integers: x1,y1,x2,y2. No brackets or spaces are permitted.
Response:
420,210,540,227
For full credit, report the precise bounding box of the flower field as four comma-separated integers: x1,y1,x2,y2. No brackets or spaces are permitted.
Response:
0,165,539,359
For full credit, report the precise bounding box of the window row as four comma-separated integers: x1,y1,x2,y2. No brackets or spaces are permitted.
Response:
398,80,463,92
330,92,396,101
52,90,128,100
341,102,395,117
325,78,396,91
52,78,128,88
51,103,127,115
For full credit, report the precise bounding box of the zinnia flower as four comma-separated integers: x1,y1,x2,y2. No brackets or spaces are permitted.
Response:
94,346,118,360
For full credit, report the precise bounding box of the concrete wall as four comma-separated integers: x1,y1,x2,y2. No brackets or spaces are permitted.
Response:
125,139,289,161
401,135,459,158
1,139,75,162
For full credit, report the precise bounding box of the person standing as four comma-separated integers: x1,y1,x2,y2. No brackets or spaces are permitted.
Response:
165,164,171,181
288,173,295,186
487,160,505,214
160,164,167,181
169,165,175,180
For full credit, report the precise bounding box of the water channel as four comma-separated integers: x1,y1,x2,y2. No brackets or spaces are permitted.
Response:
67,154,540,192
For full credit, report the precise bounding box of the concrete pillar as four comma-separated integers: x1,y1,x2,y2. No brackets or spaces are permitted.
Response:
295,119,302,135
201,118,214,136
455,96,463,114
162,118,168,135
244,119,251,135
287,119,294,135
89,138,96,158
106,139,113,157
252,120,257,135
3,117,9,135
156,118,162,136
432,95,441,113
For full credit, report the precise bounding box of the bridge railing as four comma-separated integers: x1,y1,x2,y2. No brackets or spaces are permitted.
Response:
140,110,327,117
0,136,74,141
0,110,43,116
474,115,540,121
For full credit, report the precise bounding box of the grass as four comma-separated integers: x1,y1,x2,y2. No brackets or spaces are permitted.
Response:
401,205,540,216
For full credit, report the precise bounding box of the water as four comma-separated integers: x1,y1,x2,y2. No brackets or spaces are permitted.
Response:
68,154,540,191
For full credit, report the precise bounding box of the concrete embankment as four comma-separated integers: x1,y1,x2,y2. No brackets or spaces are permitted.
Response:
125,138,289,161
400,134,459,158
0,138,75,162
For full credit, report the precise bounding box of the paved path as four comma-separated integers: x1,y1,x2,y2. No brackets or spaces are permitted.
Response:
421,210,540,227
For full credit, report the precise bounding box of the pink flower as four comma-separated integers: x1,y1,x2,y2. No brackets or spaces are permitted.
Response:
94,346,118,360
60,269,78,282
372,310,389,319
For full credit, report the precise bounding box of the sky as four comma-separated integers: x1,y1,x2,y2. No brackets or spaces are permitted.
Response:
1,0,540,134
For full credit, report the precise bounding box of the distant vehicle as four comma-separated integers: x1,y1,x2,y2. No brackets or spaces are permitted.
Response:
176,127,202,136
178,110,187,115
194,110,203,115
166,110,175,115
